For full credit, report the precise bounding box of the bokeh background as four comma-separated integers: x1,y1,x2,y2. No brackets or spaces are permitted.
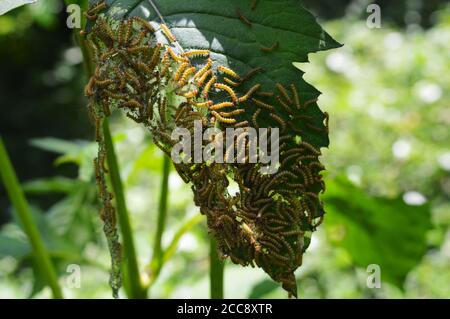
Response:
0,0,449,298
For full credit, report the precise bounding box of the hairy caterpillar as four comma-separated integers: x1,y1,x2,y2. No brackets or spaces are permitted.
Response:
196,69,212,87
290,84,301,109
234,120,249,128
251,98,275,111
260,42,279,53
122,99,143,109
183,89,199,99
203,76,217,98
195,100,213,108
252,108,261,128
220,109,245,117
242,67,264,82
194,59,212,79
269,113,287,132
236,9,252,27
182,49,210,58
212,111,237,124
218,66,241,80
173,62,189,82
256,91,274,97
215,83,238,102
276,83,293,105
239,84,261,103
224,77,241,88
178,66,196,87
276,96,293,115
131,16,155,33
160,23,177,43
209,102,234,111
167,47,186,63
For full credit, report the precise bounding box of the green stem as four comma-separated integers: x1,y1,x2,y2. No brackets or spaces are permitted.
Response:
0,138,63,299
149,156,170,277
102,120,146,299
210,238,224,299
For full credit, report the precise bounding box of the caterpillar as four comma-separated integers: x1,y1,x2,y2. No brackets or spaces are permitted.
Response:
236,9,252,27
269,113,287,132
167,47,186,63
88,1,107,14
84,77,96,96
160,23,177,43
218,66,241,80
242,67,264,82
306,123,326,133
290,84,301,109
136,61,152,74
124,19,133,45
195,100,213,108
252,108,261,128
159,97,167,125
209,102,234,111
251,98,275,111
211,111,237,124
122,99,143,109
238,84,261,103
95,78,114,87
196,69,212,87
194,58,212,80
260,42,279,53
148,44,162,70
117,21,125,45
181,49,210,58
224,77,241,87
183,89,199,99
256,91,274,97
103,90,127,100
276,96,293,115
129,31,146,47
178,66,196,87
276,83,293,105
220,109,245,117
131,16,155,33
215,83,238,102
303,98,318,108
299,141,321,156
173,62,189,82
202,76,217,98
84,12,98,21
234,120,249,128
127,45,149,54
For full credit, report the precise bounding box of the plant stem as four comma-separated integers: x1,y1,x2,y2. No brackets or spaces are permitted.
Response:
210,238,224,299
102,120,146,299
0,137,63,299
149,155,170,275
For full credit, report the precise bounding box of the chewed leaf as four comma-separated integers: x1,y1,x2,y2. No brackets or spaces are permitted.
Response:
85,0,340,297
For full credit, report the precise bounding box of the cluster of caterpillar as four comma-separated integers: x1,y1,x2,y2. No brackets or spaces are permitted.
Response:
83,1,327,298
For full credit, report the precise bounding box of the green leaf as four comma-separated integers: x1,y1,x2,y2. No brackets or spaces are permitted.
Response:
93,0,341,148
323,177,432,288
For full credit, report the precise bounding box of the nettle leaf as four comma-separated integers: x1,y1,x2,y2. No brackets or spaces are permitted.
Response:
85,0,340,297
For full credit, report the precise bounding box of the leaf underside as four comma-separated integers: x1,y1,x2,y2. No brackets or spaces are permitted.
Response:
85,0,341,297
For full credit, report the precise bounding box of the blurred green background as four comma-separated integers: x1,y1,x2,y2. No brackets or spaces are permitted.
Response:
0,0,449,298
